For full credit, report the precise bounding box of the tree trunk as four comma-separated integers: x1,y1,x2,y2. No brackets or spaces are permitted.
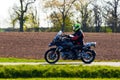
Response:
19,13,24,32
62,16,65,32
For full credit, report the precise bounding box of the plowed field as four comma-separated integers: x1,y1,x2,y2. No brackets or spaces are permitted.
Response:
0,32,119,61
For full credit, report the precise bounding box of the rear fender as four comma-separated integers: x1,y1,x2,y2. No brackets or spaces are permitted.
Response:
83,49,96,56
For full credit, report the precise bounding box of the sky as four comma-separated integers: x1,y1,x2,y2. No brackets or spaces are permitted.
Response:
0,0,113,28
0,0,48,28
0,0,16,28
0,0,16,19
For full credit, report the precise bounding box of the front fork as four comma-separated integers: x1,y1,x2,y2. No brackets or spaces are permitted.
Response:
56,46,63,52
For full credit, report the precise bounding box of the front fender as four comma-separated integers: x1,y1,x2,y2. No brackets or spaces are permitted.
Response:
49,42,55,47
47,48,60,54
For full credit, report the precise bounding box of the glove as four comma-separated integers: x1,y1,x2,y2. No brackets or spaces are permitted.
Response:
69,34,74,38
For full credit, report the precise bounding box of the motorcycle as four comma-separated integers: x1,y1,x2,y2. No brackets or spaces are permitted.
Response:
44,30,96,64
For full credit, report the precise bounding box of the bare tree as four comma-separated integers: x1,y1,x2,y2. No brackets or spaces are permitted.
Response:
103,0,120,32
12,0,36,32
75,0,93,32
48,12,73,31
44,0,78,32
24,7,40,32
9,9,18,29
93,3,102,32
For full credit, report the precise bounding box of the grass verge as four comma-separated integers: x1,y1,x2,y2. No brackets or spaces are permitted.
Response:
0,57,120,62
0,58,45,62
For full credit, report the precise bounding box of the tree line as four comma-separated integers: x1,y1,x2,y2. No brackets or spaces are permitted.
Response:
9,0,120,32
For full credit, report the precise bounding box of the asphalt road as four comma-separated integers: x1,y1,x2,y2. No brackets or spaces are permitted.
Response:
0,62,120,67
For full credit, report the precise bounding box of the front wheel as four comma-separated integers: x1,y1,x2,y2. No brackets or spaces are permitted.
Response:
81,50,96,64
44,48,60,64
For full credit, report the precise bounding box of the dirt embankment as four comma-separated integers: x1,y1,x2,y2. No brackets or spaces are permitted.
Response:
0,32,119,61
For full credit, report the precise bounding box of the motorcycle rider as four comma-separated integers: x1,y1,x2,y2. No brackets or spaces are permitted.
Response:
61,23,84,59
70,23,84,47
63,23,84,47
68,23,84,59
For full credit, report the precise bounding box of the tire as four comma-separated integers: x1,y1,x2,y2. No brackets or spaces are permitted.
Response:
44,48,60,64
81,50,96,64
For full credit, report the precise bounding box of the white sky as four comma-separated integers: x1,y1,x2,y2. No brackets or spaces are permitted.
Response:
0,0,16,28
0,0,16,18
0,0,115,28
0,0,48,28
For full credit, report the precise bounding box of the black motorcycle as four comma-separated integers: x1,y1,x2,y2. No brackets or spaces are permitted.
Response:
44,30,96,64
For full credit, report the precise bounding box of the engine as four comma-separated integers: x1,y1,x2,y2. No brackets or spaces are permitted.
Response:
61,51,73,60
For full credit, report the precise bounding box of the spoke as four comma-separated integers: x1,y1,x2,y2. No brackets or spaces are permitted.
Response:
47,51,58,62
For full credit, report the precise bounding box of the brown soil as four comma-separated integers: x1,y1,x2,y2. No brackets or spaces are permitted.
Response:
0,32,119,61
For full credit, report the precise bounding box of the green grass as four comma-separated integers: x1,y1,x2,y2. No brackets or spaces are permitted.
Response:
0,78,120,80
0,58,82,62
0,57,120,62
0,58,45,62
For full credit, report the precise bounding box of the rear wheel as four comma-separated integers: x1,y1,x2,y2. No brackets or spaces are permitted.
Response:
81,50,96,64
44,48,60,64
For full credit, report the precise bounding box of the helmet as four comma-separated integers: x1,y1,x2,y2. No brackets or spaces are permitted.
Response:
73,23,81,32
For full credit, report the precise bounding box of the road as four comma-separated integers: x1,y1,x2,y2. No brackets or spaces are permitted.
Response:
0,62,120,67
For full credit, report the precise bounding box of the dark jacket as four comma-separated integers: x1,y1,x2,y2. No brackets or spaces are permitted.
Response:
71,30,84,46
